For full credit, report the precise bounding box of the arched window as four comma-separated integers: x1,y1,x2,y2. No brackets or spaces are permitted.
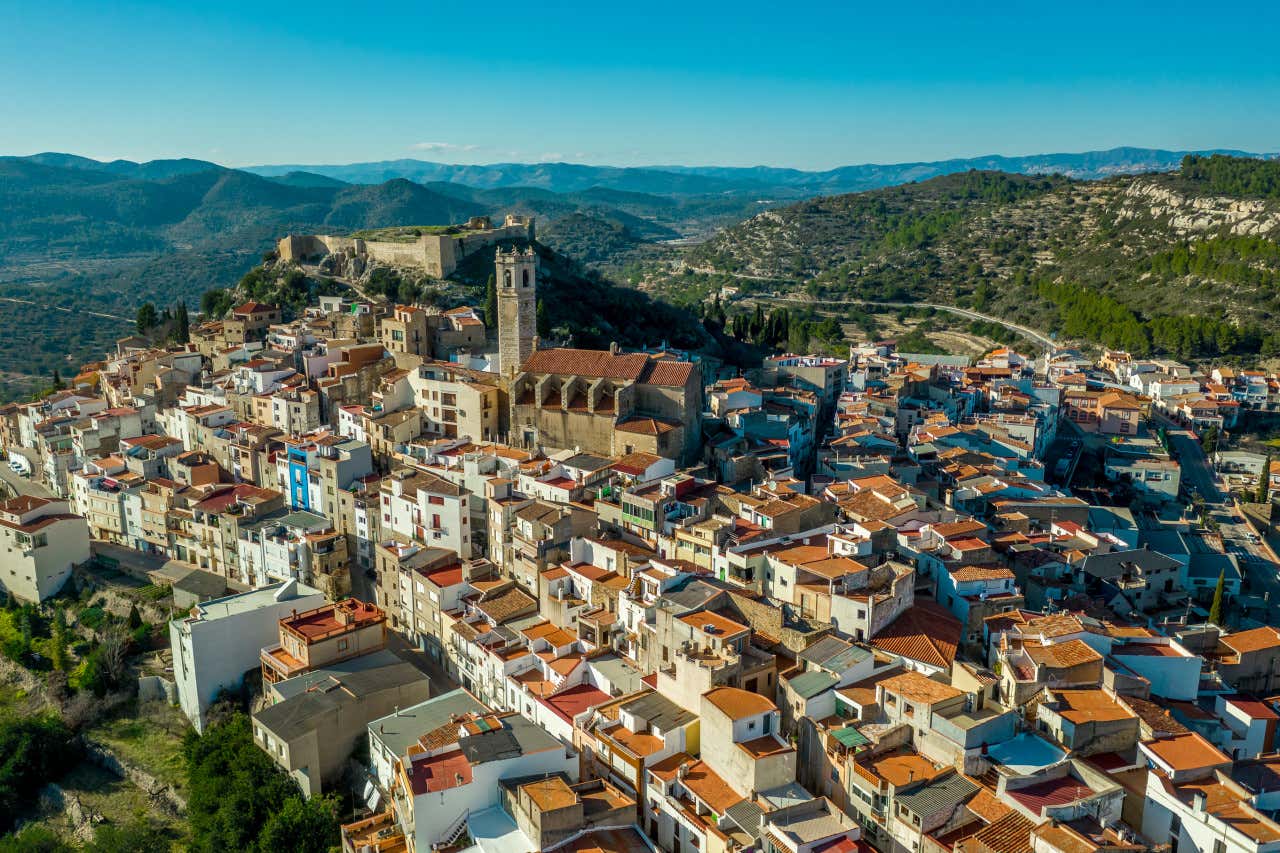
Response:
503,270,512,287
521,268,530,287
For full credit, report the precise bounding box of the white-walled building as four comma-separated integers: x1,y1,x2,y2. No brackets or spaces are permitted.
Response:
380,467,472,559
0,495,90,603
169,579,324,733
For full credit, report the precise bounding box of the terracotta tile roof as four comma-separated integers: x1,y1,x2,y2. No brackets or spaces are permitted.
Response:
521,776,577,811
866,750,942,787
648,752,693,782
522,348,650,381
1222,626,1280,655
1017,612,1083,639
678,609,750,638
703,686,776,720
959,811,1035,853
614,415,680,435
233,301,275,315
1170,779,1280,844
871,600,961,670
681,759,742,814
1142,731,1230,773
951,565,1015,582
644,360,695,387
966,787,1013,824
474,586,537,623
879,671,964,705
612,451,665,475
1047,689,1136,725
1024,639,1102,670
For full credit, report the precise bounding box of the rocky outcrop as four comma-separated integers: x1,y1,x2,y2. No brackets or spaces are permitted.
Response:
36,783,103,842
83,739,187,816
1118,181,1280,237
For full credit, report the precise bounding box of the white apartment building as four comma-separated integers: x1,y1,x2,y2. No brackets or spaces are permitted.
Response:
0,496,90,603
169,579,324,732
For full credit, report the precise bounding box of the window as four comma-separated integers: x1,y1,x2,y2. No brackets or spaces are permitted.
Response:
337,638,348,652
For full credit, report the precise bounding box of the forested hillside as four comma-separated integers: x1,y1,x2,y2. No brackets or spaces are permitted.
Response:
676,157,1280,360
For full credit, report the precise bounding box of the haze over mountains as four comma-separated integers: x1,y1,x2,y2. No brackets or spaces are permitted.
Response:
0,144,1277,395
244,146,1275,196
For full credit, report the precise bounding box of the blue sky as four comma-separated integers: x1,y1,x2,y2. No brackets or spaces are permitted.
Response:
2,0,1278,170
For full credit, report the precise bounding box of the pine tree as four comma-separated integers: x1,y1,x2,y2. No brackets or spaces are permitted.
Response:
51,368,64,391
135,302,159,333
127,604,142,630
1200,426,1218,455
1258,453,1273,504
484,274,497,329
1208,569,1225,625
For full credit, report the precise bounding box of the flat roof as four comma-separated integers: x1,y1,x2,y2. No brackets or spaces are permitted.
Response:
368,688,487,759
184,578,322,623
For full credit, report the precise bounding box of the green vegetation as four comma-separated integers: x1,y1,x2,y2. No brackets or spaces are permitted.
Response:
183,713,338,853
1209,569,1225,625
484,273,497,327
0,714,81,832
725,305,870,356
895,326,948,354
349,224,468,241
362,266,443,306
678,159,1280,361
1143,236,1280,289
1180,154,1280,199
450,240,706,351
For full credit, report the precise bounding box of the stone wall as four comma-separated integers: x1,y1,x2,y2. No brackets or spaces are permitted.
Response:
277,219,535,278
726,589,833,654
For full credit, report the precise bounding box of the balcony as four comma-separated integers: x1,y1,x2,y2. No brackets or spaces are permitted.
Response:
260,643,307,682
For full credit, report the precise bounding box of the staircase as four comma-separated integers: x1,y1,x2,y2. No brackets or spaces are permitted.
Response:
433,809,470,850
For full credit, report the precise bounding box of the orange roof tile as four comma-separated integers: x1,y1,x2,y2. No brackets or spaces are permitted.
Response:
1024,639,1102,670
681,760,742,815
1222,627,1280,655
1048,689,1136,725
703,686,775,720
871,600,961,670
1143,732,1230,773
879,671,964,705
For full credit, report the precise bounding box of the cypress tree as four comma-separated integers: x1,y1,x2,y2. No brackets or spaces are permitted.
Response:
1208,569,1225,626
484,274,497,329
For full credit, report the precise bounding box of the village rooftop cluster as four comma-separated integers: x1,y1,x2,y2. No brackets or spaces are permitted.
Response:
4,242,1280,853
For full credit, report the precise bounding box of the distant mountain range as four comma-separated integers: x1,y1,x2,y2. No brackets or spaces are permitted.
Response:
0,145,1276,391
244,147,1278,196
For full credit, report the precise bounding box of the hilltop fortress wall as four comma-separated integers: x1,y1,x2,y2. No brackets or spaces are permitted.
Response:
278,214,534,278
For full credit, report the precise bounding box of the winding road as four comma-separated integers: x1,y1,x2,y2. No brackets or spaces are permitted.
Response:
0,295,129,322
750,293,1058,352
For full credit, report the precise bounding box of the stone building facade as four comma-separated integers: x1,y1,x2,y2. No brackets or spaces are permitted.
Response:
509,347,702,464
497,247,538,377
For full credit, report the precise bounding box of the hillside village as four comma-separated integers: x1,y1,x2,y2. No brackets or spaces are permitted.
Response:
6,229,1280,853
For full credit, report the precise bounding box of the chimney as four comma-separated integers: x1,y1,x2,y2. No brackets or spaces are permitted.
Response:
1193,790,1206,812
609,341,620,355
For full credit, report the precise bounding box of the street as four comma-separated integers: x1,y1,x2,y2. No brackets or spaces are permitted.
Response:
1153,413,1224,503
1147,412,1280,622
0,449,51,500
